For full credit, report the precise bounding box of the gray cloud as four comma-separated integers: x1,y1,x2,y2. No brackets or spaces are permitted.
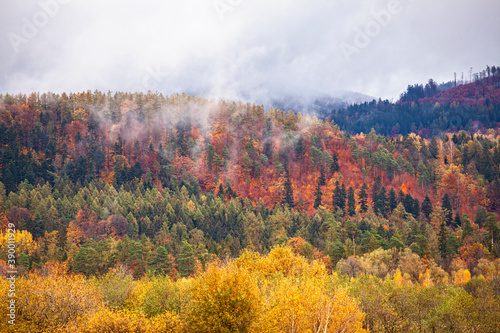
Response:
1,0,498,103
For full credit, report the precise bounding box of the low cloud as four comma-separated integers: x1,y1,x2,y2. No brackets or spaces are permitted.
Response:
0,0,498,103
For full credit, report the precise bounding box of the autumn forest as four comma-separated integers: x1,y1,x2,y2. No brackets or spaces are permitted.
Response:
1,67,500,332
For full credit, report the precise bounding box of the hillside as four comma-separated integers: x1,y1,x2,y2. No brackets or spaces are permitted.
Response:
320,66,500,136
0,83,499,331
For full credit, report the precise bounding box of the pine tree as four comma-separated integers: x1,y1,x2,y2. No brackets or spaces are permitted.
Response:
332,181,346,213
485,213,499,251
442,193,453,225
218,183,225,198
454,212,461,227
375,187,388,217
149,246,172,275
282,168,294,207
359,183,368,213
178,240,195,277
128,241,146,278
372,175,381,211
422,195,432,218
347,186,355,216
438,222,448,259
462,214,474,239
319,163,326,186
388,188,398,213
475,206,487,228
330,153,340,174
413,198,420,218
313,182,322,209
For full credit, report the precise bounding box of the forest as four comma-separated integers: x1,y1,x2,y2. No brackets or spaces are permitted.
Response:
0,66,499,332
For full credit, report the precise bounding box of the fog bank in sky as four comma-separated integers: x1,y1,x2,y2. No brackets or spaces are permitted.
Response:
0,0,498,104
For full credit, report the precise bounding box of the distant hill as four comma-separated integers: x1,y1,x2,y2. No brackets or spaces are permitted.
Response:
318,66,500,136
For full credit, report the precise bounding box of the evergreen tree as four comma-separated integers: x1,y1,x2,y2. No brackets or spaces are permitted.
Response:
149,246,172,275
375,187,388,217
330,153,340,174
359,182,368,213
282,168,294,207
388,188,398,213
128,241,146,278
218,183,225,198
454,212,461,227
313,182,322,209
413,198,420,218
319,163,326,186
347,186,356,216
442,193,453,225
462,214,474,239
485,213,499,251
19,252,30,269
438,222,448,259
422,195,432,218
178,240,195,277
475,206,487,228
332,181,345,213
372,175,381,211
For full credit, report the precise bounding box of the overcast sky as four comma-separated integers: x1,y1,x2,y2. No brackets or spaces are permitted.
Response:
1,0,498,103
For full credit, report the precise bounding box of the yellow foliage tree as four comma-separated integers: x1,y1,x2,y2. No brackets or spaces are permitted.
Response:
186,262,261,333
454,269,471,286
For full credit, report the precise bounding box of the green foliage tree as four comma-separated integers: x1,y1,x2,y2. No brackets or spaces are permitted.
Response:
178,240,195,277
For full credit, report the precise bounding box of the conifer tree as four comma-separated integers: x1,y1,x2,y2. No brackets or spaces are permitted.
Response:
438,222,448,259
422,195,432,218
359,183,368,213
319,163,326,186
330,153,340,174
313,182,322,209
372,176,381,211
462,214,474,239
442,193,453,225
149,246,172,275
178,240,195,277
347,186,355,216
282,168,294,207
388,188,398,213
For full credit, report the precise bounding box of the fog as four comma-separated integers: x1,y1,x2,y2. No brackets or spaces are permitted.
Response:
1,0,498,104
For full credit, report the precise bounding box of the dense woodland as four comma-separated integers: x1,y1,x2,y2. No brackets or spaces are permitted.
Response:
0,67,500,332
324,66,500,136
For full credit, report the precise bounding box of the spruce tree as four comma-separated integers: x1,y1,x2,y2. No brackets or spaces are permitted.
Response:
149,246,172,275
319,163,326,186
462,214,473,239
388,188,398,213
422,195,432,218
282,168,294,207
413,198,420,218
359,183,368,213
475,206,487,228
178,240,195,277
313,182,322,209
372,176,381,211
441,193,453,225
330,153,340,174
438,222,448,259
347,186,356,216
